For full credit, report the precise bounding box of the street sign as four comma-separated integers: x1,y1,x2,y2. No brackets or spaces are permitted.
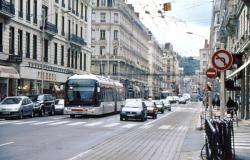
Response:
211,50,233,70
206,68,217,79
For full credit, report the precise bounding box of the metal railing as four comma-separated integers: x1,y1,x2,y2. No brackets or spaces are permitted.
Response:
0,0,15,15
44,22,58,34
201,118,235,160
70,34,86,46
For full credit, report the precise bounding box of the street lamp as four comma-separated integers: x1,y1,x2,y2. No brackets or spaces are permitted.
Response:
41,10,70,94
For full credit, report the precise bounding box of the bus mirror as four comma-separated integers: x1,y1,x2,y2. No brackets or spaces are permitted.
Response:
97,87,100,92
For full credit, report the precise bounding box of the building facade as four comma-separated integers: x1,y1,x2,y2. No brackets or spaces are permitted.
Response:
91,0,150,98
210,0,250,119
162,43,179,95
199,40,210,92
147,33,164,99
0,0,92,97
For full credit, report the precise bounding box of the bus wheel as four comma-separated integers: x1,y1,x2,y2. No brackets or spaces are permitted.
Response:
70,114,75,118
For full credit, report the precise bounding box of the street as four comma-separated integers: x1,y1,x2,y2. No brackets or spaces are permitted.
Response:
0,102,202,160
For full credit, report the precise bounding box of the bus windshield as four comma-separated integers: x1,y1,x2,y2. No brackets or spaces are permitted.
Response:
160,91,173,99
66,79,98,106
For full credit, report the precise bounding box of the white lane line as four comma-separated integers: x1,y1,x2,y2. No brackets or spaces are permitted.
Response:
14,121,38,125
66,122,87,126
140,125,153,129
67,149,93,160
31,121,57,125
235,143,250,146
84,121,104,127
144,111,174,126
0,121,21,125
0,142,14,147
121,124,137,128
158,125,171,130
103,123,120,128
47,121,71,126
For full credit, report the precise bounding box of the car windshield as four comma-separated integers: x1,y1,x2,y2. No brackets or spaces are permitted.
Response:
125,101,142,108
1,98,22,104
28,95,44,102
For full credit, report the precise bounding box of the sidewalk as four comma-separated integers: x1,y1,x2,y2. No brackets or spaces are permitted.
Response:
198,105,250,160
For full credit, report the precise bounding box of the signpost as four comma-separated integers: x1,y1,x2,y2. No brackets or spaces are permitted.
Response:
211,50,233,118
206,68,217,79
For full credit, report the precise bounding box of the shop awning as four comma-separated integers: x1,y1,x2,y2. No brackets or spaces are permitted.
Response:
227,59,250,79
0,66,20,79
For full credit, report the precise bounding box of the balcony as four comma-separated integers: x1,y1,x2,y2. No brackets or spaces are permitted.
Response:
41,22,58,36
69,34,86,47
8,54,22,63
0,0,15,18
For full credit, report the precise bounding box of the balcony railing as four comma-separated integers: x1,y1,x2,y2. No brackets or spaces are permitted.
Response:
70,34,86,46
8,54,22,63
0,0,15,18
42,22,58,35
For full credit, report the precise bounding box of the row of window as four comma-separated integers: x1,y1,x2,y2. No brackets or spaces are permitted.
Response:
92,29,118,40
99,64,118,75
92,12,119,23
1,24,87,71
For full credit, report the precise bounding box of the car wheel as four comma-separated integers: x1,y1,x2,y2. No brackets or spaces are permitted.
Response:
49,107,55,116
39,108,45,117
70,114,75,118
18,111,23,119
30,110,34,118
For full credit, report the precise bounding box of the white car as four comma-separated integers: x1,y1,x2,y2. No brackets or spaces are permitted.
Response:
179,97,187,104
54,99,64,114
160,99,171,111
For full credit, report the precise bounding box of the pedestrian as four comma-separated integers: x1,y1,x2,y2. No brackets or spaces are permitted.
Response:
226,97,235,117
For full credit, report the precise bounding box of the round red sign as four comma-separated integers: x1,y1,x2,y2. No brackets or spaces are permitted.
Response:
206,68,217,79
211,50,233,70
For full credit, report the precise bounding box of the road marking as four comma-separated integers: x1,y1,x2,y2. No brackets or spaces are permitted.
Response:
14,121,38,124
235,143,250,146
158,125,171,130
235,146,250,150
140,125,153,129
103,123,120,127
121,123,137,128
31,121,57,125
66,122,87,126
67,149,93,160
0,121,21,125
84,121,104,127
144,111,174,126
47,121,71,126
0,142,14,147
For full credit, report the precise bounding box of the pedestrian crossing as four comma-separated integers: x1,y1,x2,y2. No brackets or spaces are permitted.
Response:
0,119,189,131
234,131,250,151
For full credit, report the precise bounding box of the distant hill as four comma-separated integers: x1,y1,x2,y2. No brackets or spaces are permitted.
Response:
179,57,200,75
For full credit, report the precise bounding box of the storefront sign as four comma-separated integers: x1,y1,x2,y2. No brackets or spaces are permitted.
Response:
27,62,74,74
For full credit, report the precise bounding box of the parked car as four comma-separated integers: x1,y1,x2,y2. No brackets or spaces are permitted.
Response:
166,96,175,104
178,96,187,104
54,99,64,114
160,99,171,111
152,100,165,114
120,99,147,121
173,96,180,103
28,94,55,116
144,100,158,119
0,96,34,119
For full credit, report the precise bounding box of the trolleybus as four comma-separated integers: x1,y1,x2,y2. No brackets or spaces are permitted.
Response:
64,74,125,117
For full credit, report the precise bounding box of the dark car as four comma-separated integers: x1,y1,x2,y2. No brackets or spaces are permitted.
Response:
28,94,55,116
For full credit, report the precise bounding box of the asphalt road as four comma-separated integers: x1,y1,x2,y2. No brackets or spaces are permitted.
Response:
0,102,202,160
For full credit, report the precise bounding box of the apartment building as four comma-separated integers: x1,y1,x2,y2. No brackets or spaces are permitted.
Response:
91,0,150,98
0,0,92,96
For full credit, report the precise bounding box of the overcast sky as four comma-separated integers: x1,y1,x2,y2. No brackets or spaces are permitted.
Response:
126,0,213,57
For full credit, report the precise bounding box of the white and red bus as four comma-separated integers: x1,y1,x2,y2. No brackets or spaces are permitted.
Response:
64,74,125,117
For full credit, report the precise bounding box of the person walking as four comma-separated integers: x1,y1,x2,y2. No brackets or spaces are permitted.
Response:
226,97,235,117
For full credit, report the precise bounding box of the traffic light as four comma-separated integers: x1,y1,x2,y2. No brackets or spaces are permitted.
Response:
163,3,171,11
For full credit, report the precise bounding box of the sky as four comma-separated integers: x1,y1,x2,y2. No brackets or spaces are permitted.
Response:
126,0,213,57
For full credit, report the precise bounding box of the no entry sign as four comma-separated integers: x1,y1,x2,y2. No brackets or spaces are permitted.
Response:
211,50,233,70
206,68,217,79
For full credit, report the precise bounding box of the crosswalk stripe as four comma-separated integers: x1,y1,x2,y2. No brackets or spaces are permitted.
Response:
140,125,153,129
121,124,137,128
103,123,120,127
158,125,171,130
14,121,38,124
235,146,250,150
84,121,104,127
67,122,87,126
31,121,57,125
0,121,21,125
47,121,71,126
